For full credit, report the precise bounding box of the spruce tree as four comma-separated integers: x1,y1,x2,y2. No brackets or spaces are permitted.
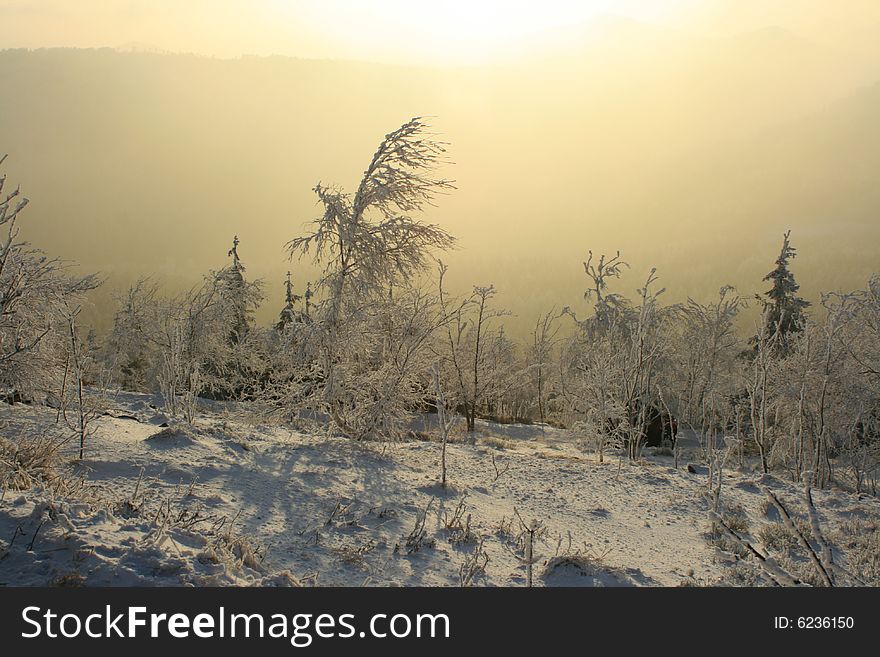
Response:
204,236,266,400
276,271,304,331
761,230,810,340
218,234,251,343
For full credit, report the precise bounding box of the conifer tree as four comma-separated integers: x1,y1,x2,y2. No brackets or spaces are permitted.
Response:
218,235,252,343
276,271,304,331
761,230,810,341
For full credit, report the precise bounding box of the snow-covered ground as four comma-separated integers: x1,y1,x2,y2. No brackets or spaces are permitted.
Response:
1,393,878,586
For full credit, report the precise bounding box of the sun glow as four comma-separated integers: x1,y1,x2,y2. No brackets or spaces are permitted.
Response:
0,0,692,64
277,0,684,64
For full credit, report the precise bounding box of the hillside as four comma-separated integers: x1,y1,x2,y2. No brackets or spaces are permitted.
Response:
2,394,878,587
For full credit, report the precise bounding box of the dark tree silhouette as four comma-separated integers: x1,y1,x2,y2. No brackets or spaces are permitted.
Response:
761,230,810,342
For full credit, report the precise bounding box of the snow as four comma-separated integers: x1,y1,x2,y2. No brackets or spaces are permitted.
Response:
1,394,878,587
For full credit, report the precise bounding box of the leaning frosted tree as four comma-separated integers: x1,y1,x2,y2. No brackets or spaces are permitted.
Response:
282,118,456,439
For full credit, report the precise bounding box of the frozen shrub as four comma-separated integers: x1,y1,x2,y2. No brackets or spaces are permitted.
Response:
758,522,799,555
0,433,62,491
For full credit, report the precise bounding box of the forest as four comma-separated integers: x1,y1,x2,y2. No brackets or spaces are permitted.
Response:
1,118,878,587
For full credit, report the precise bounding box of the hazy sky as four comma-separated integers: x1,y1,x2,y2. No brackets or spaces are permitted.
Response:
4,1,880,64
2,2,879,335
0,0,814,64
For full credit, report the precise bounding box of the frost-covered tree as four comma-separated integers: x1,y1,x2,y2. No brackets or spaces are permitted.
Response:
276,271,306,332
760,230,810,344
839,275,880,388
0,156,99,400
768,284,880,489
218,235,253,344
435,267,512,435
562,256,670,460
283,118,456,438
839,277,880,494
105,238,264,413
528,310,561,427
667,286,746,459
105,278,160,391
582,250,630,331
270,283,451,440
203,236,267,400
58,304,106,460
745,306,782,475
287,118,455,325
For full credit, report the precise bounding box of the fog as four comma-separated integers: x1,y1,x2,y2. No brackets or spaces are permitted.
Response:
1,3,879,337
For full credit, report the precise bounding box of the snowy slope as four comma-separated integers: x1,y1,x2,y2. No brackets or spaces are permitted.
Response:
1,394,877,587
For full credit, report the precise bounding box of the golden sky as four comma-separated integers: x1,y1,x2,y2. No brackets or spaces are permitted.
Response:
4,1,880,64
2,1,880,335
1,0,847,64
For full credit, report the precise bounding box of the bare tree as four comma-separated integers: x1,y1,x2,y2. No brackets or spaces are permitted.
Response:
436,271,512,436
582,250,630,330
669,286,746,460
563,258,669,461
58,305,106,459
746,308,782,474
528,310,560,428
826,279,880,492
432,362,458,486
